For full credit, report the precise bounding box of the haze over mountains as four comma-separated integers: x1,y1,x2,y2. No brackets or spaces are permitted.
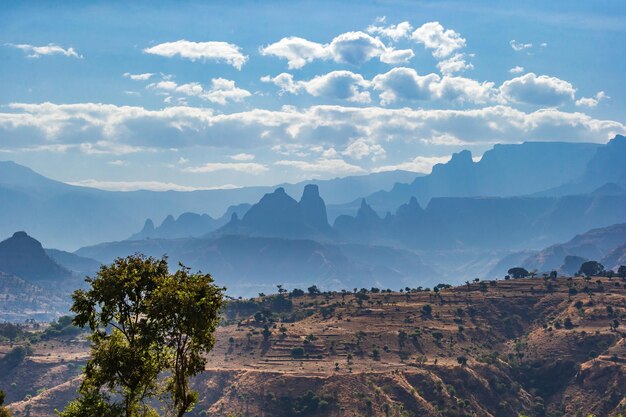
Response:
1,135,626,299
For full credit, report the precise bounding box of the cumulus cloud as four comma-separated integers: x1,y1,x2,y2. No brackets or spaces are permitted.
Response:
371,67,495,105
260,31,413,68
411,22,465,58
262,71,371,103
143,40,247,69
499,73,576,106
510,40,532,52
275,158,366,174
259,37,330,69
183,162,268,174
509,66,524,74
7,43,82,58
123,72,154,81
148,78,251,105
342,139,385,161
575,91,609,107
436,53,473,75
1,103,623,158
372,155,452,174
367,21,413,41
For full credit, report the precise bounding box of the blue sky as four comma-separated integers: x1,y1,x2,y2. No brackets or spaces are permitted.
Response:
1,0,625,191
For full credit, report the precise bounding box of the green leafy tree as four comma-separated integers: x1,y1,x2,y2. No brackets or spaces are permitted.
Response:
578,261,604,278
507,267,529,279
60,255,224,417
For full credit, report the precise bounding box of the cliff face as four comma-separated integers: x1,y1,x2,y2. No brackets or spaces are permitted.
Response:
4,275,626,417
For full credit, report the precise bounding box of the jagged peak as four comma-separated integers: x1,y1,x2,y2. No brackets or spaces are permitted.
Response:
142,219,155,231
301,184,320,200
449,149,473,164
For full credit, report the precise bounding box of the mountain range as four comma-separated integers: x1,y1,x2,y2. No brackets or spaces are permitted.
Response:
0,161,416,249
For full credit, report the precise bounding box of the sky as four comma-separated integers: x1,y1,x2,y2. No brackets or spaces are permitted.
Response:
0,0,625,191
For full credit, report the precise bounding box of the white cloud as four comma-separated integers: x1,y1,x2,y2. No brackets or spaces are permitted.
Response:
436,53,473,75
371,67,495,105
275,158,366,174
183,162,268,174
231,153,256,161
260,37,330,69
2,103,623,157
263,71,371,103
109,159,128,166
372,155,452,174
260,31,413,68
7,43,82,59
509,66,525,74
367,21,413,41
411,22,465,58
499,73,576,106
575,91,609,107
143,40,247,69
148,78,251,105
260,73,300,94
342,139,386,160
510,40,532,52
68,179,233,192
123,72,154,81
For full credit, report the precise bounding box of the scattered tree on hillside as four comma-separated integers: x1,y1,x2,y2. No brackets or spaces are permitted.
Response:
508,267,529,279
59,254,224,417
579,261,604,278
618,265,626,278
0,390,12,417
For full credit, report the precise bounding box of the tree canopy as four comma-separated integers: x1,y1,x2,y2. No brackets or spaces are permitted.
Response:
59,254,224,417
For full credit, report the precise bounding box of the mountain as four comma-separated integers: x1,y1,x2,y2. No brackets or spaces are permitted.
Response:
332,141,602,215
0,160,415,249
0,232,71,282
515,223,626,273
214,185,333,240
540,134,626,196
602,243,626,271
333,192,626,251
44,249,101,276
128,203,251,240
75,234,439,297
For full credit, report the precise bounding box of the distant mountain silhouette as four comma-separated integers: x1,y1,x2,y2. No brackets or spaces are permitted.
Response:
214,185,333,240
0,160,415,249
0,232,71,282
76,234,439,297
536,135,626,196
128,204,251,240
601,242,626,271
44,249,101,276
517,223,626,273
332,141,602,215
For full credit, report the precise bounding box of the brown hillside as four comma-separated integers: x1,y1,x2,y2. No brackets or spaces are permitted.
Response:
2,275,626,417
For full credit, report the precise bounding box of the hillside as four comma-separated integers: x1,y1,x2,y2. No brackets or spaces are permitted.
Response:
517,224,626,274
2,275,625,417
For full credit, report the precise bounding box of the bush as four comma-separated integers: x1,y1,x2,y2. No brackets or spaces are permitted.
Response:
291,347,305,358
0,345,32,373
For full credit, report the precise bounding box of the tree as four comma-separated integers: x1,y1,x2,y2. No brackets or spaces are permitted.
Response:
507,267,529,279
61,255,224,417
618,265,626,278
307,285,321,296
578,261,604,278
0,390,13,417
456,355,468,366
